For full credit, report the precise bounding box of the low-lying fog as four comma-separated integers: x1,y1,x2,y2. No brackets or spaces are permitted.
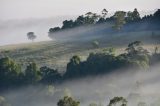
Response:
0,16,76,46
0,10,156,46
2,65,160,106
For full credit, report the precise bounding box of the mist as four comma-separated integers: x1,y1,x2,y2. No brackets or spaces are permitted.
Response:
0,8,157,46
1,64,160,106
0,15,76,46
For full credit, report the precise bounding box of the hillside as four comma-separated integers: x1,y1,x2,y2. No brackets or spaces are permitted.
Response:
0,8,160,106
0,29,159,72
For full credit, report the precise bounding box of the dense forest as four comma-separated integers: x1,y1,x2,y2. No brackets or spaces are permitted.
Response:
0,41,160,89
48,9,160,39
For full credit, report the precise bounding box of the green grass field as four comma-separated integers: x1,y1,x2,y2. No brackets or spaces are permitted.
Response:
0,30,159,72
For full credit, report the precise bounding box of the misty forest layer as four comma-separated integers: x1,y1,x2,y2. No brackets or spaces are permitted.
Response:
0,8,160,106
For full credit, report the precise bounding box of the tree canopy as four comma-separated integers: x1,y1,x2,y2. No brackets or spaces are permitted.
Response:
27,32,36,42
57,96,80,106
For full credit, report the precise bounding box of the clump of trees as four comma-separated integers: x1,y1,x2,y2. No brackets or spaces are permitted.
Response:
108,97,127,106
57,96,80,106
0,58,61,90
40,66,62,84
64,41,150,79
0,57,21,88
113,8,141,30
24,62,42,84
126,8,141,22
113,11,126,30
48,8,111,36
57,96,128,106
48,8,160,39
0,41,160,90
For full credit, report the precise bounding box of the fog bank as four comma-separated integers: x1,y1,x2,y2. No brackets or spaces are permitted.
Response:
0,16,76,46
1,65,160,106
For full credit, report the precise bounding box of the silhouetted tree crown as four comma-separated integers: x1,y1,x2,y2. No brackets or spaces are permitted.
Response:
27,32,36,41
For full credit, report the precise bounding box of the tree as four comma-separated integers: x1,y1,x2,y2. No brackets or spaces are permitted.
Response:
85,12,100,24
125,41,150,69
27,32,36,42
113,11,126,30
24,62,41,84
126,41,149,56
0,57,21,87
49,27,61,34
74,15,86,26
108,97,127,106
132,8,141,21
65,55,81,79
101,9,108,18
62,20,74,29
153,9,160,22
57,96,80,106
40,66,62,84
126,8,140,22
126,11,133,22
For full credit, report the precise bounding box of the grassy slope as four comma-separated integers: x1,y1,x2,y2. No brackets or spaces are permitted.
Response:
0,30,159,72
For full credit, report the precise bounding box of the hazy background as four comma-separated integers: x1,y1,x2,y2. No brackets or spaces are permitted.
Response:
0,0,159,46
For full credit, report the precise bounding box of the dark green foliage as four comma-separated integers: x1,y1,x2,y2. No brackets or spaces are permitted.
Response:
65,55,81,79
40,66,62,84
132,8,141,21
85,52,116,74
48,10,102,36
62,20,75,29
24,62,42,84
74,15,86,26
65,52,125,79
0,57,22,88
125,41,150,69
0,41,160,90
113,11,126,30
48,9,160,37
153,9,160,20
84,12,100,24
57,96,80,106
64,41,150,79
49,27,61,33
108,97,127,106
101,9,108,19
126,8,141,22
